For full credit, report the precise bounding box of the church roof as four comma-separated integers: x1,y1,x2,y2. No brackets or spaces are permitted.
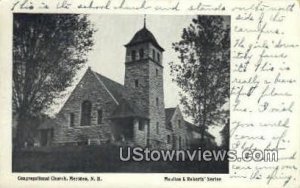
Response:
164,106,215,139
125,26,164,51
185,121,215,139
92,70,148,119
94,71,126,103
109,98,148,119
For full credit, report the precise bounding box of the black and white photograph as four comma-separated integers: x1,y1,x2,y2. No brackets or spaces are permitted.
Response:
12,14,230,173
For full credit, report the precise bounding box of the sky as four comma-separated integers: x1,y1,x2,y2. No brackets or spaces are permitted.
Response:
50,14,230,145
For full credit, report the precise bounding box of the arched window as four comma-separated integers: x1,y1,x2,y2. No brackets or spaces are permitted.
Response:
81,100,92,126
139,48,144,59
167,135,171,144
70,113,75,127
138,120,144,131
179,136,182,149
97,109,103,124
152,49,155,60
131,50,136,61
157,52,160,62
186,136,189,147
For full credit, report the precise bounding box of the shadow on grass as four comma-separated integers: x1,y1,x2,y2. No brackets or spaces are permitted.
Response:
13,144,229,173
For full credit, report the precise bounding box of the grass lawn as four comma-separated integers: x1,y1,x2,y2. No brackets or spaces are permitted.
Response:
13,144,228,173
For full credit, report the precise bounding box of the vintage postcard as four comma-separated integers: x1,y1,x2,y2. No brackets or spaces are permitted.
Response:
0,0,299,187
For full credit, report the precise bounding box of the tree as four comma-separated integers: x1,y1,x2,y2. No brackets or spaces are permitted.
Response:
13,14,95,148
170,16,230,147
220,119,229,150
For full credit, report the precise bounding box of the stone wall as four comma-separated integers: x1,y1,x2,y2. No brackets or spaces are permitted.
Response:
167,107,189,150
124,42,167,149
124,61,150,116
52,68,118,145
49,34,192,149
148,44,167,148
133,118,148,147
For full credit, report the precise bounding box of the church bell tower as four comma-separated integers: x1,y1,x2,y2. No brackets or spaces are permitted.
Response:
124,17,166,147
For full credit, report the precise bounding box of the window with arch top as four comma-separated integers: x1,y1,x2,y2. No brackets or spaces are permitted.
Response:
135,79,139,88
179,136,182,149
152,49,155,60
167,135,171,144
97,109,103,124
81,100,92,126
131,50,136,61
70,113,75,127
139,48,144,59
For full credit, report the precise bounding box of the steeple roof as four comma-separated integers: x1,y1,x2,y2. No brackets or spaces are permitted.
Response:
125,27,164,51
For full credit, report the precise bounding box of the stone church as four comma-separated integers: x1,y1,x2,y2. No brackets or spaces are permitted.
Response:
39,23,215,149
